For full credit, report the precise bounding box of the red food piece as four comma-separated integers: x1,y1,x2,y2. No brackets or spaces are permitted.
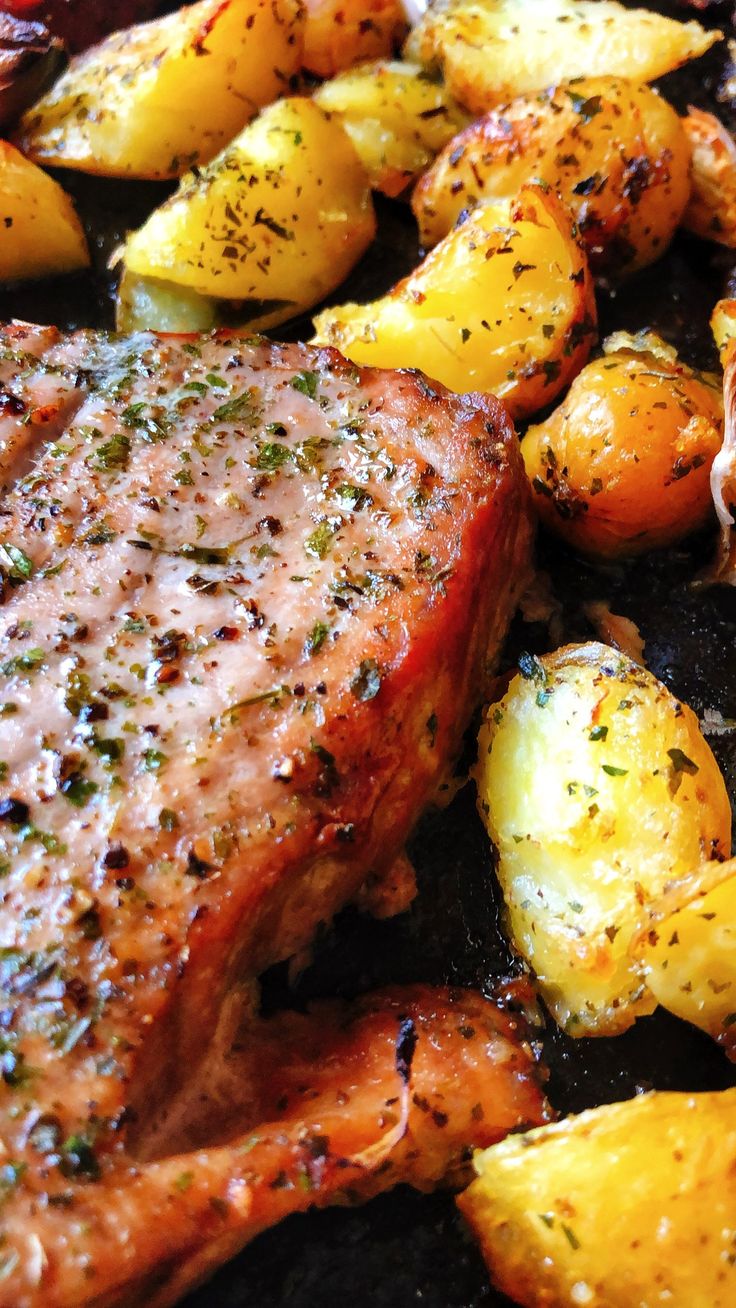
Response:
2,1,164,52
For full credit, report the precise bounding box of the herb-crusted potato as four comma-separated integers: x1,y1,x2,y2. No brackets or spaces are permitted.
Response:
413,78,691,275
521,332,723,558
458,1089,736,1308
683,108,736,247
302,0,407,79
406,0,722,116
120,97,376,332
18,0,304,179
633,859,736,1055
476,642,731,1036
313,185,596,419
314,60,469,197
0,139,89,281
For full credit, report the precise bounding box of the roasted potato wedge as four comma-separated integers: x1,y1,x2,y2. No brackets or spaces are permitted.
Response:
413,78,691,274
476,642,731,1036
313,60,468,198
313,185,596,419
521,331,723,558
18,0,304,179
406,0,722,115
683,107,736,246
120,97,376,331
459,1089,736,1308
0,139,89,281
633,859,736,1056
302,0,407,79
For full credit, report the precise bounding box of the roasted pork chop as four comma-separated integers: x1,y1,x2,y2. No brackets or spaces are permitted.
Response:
0,323,533,1303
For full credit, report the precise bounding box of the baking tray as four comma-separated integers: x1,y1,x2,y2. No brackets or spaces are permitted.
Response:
3,2,736,1301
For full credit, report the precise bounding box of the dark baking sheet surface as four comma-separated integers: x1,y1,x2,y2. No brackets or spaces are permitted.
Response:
4,3,736,1301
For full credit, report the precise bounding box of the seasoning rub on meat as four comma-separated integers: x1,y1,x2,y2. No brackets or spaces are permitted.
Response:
0,324,534,1304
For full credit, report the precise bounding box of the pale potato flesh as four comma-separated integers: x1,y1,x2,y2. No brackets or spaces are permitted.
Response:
312,184,596,420
459,1089,736,1308
406,0,722,116
314,59,469,197
0,140,89,281
121,97,376,328
476,642,731,1035
633,858,736,1055
18,0,304,179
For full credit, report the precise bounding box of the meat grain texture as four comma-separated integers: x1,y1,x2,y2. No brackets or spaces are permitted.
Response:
0,324,534,1304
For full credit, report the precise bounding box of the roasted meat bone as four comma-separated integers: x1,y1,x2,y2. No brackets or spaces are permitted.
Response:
0,324,533,1303
1,986,549,1306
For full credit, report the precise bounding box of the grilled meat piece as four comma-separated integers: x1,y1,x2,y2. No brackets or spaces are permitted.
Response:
0,323,532,1303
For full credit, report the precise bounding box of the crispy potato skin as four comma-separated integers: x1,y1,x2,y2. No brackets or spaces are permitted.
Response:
314,59,468,198
121,97,376,330
302,0,407,79
313,184,596,420
521,332,723,558
405,0,721,115
476,641,731,1036
18,0,304,179
633,858,736,1056
0,139,89,280
458,1089,736,1308
413,78,691,275
683,107,736,247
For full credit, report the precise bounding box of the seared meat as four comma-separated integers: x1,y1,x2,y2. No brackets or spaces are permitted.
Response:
6,985,550,1307
0,323,532,1303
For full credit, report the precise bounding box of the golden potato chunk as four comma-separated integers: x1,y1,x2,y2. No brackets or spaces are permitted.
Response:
313,185,596,420
18,0,304,180
406,0,721,115
314,60,469,198
459,1089,736,1308
121,98,376,331
682,108,736,247
302,0,407,79
633,859,736,1055
413,78,691,275
521,331,723,558
712,296,736,361
476,641,731,1036
0,140,89,281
